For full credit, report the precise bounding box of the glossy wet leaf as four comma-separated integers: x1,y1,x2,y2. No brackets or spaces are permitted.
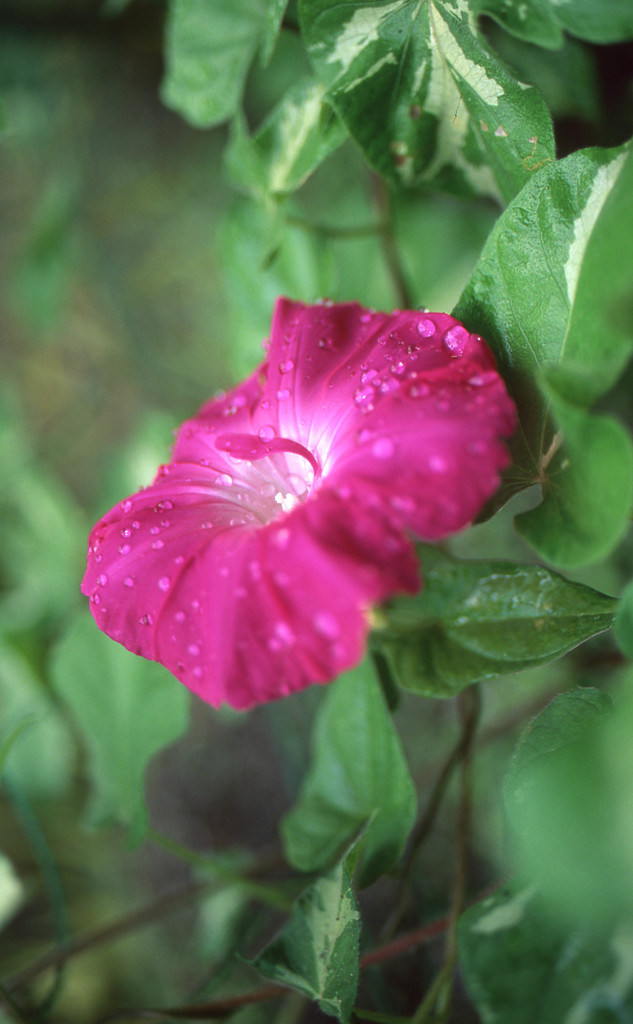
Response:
455,143,633,565
51,611,190,844
250,859,360,1022
459,884,633,1024
475,0,633,46
225,78,346,198
299,0,554,200
376,547,616,698
282,662,416,888
161,0,267,128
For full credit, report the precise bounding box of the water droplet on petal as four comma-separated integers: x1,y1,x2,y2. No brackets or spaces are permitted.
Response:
442,324,469,357
192,666,203,679
354,385,375,413
121,499,133,513
372,438,395,459
314,612,340,639
155,500,174,513
188,642,200,656
468,370,499,387
278,359,294,374
276,387,290,401
215,473,233,486
158,575,171,591
119,543,131,555
318,336,334,350
152,539,164,550
361,368,377,385
258,425,276,442
138,613,154,626
124,576,135,588
175,610,186,623
417,318,436,338
174,555,185,565
97,573,108,586
360,311,374,324
121,527,132,538
356,427,373,444
132,520,140,530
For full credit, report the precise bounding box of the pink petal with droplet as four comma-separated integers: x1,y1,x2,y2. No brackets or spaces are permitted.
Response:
82,297,516,710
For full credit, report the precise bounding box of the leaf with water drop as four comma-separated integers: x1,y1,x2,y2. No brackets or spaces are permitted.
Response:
375,547,616,698
249,857,360,1022
299,0,554,200
161,0,268,128
281,661,416,888
51,611,190,844
455,142,633,567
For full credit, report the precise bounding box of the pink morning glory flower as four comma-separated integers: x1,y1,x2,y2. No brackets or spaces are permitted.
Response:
82,299,515,710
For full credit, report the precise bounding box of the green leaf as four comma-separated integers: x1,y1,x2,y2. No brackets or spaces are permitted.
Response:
455,143,633,565
459,885,633,1024
473,0,563,49
260,0,289,66
161,0,267,128
249,859,360,1022
515,385,633,567
218,197,334,377
281,662,417,888
0,854,23,933
225,78,346,198
51,611,190,844
375,547,616,698
615,579,633,659
551,0,633,44
502,686,633,923
299,0,554,200
0,637,75,800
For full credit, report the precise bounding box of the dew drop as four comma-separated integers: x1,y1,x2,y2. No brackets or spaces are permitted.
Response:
314,612,340,640
132,520,140,530
354,385,375,413
258,424,276,442
154,500,174,513
372,438,395,459
175,611,186,623
121,499,133,513
97,573,108,586
468,370,498,387
215,472,233,486
92,592,100,605
121,527,132,538
360,311,373,324
356,427,373,444
318,336,334,350
417,318,436,338
390,360,407,376
158,575,171,591
361,368,377,385
123,576,135,588
138,613,154,626
174,555,185,565
152,539,164,550
276,387,290,401
192,666,203,679
119,543,131,555
161,519,171,528
442,324,469,357
187,642,200,657
278,359,294,374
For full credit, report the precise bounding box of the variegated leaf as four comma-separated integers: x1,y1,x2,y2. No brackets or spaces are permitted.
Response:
299,0,554,201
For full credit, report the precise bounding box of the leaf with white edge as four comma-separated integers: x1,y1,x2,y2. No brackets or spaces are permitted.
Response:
161,0,267,128
455,144,633,562
51,611,190,844
225,78,346,198
250,860,360,1023
281,662,417,888
375,547,616,698
299,0,554,200
615,579,633,660
459,884,633,1024
515,383,633,568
